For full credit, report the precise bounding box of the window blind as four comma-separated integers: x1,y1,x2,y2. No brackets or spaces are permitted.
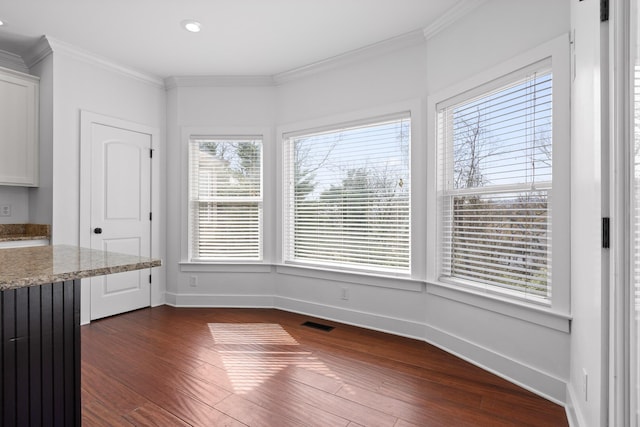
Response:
437,67,552,300
284,114,411,273
189,137,262,261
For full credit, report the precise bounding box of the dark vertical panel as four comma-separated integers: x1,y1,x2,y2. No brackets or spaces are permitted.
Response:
29,285,42,426
15,287,29,426
73,280,81,426
40,283,53,423
0,289,4,423
2,289,16,427
1,280,82,426
51,282,64,427
62,281,75,426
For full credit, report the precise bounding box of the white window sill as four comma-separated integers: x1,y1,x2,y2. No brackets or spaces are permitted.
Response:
179,262,272,273
275,264,424,292
426,280,571,332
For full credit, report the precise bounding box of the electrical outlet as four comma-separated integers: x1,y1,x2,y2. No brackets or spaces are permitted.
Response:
341,287,349,301
0,204,11,217
189,276,198,287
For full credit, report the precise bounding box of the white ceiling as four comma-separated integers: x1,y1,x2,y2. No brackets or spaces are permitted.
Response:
0,0,478,79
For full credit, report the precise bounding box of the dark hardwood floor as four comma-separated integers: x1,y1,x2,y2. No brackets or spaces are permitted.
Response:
81,306,568,426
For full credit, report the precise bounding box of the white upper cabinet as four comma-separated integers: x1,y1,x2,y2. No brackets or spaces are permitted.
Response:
0,66,39,187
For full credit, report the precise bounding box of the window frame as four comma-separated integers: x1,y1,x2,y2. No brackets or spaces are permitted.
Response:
188,135,264,262
438,60,553,304
426,34,570,318
282,113,412,275
276,100,424,282
180,126,272,268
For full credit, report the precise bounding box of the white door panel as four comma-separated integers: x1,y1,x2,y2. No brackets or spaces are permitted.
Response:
89,122,152,320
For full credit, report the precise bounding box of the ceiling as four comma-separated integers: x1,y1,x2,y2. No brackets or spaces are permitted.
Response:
0,0,477,79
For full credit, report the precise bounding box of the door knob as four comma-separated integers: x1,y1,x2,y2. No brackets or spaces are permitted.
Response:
94,227,103,234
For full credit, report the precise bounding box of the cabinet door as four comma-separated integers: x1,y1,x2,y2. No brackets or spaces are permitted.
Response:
0,68,39,187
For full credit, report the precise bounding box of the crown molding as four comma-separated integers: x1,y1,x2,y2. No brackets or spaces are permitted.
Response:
423,0,487,40
272,29,426,85
21,36,53,69
0,49,29,74
25,36,164,88
165,75,275,90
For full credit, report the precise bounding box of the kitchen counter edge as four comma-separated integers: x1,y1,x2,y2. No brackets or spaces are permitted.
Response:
0,244,161,291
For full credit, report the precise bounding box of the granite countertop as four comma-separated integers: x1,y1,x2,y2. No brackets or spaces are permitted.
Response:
0,245,161,291
0,224,51,242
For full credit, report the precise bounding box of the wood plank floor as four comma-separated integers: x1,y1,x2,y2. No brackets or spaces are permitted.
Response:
81,306,568,426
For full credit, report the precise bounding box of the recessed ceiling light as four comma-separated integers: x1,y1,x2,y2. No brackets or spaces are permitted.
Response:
0,20,5,26
181,20,201,33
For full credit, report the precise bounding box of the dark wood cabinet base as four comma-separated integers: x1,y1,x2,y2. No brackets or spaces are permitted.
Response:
1,280,80,426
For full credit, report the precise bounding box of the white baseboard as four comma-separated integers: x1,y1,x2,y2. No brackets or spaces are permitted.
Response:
164,292,274,308
424,323,567,405
564,383,585,427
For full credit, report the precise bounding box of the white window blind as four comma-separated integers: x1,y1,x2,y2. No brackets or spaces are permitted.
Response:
283,113,410,273
189,137,262,261
437,63,552,301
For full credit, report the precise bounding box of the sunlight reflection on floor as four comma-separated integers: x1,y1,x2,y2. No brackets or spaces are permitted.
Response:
208,323,343,394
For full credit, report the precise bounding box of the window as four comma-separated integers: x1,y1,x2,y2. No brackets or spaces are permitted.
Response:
436,60,553,303
283,113,411,274
188,136,263,261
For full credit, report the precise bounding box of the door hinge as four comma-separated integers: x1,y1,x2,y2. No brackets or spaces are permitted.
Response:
149,149,154,158
600,0,609,22
602,217,610,249
149,212,152,221
149,274,152,284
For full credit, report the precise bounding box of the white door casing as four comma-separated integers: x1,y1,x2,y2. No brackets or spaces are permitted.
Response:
80,111,158,321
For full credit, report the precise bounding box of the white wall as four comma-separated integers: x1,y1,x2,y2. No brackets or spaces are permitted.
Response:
0,186,29,223
166,0,573,406
425,0,569,94
276,41,427,124
28,51,53,226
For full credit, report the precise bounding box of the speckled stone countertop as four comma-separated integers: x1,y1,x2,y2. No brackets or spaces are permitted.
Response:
0,245,161,291
0,224,50,242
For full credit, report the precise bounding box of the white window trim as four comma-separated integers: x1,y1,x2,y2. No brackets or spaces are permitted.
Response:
426,34,571,318
276,99,424,281
180,125,274,265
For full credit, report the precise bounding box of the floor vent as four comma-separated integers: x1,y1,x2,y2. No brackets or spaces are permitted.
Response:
301,321,334,332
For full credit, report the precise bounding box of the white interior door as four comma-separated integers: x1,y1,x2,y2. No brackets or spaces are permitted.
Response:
89,122,152,320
